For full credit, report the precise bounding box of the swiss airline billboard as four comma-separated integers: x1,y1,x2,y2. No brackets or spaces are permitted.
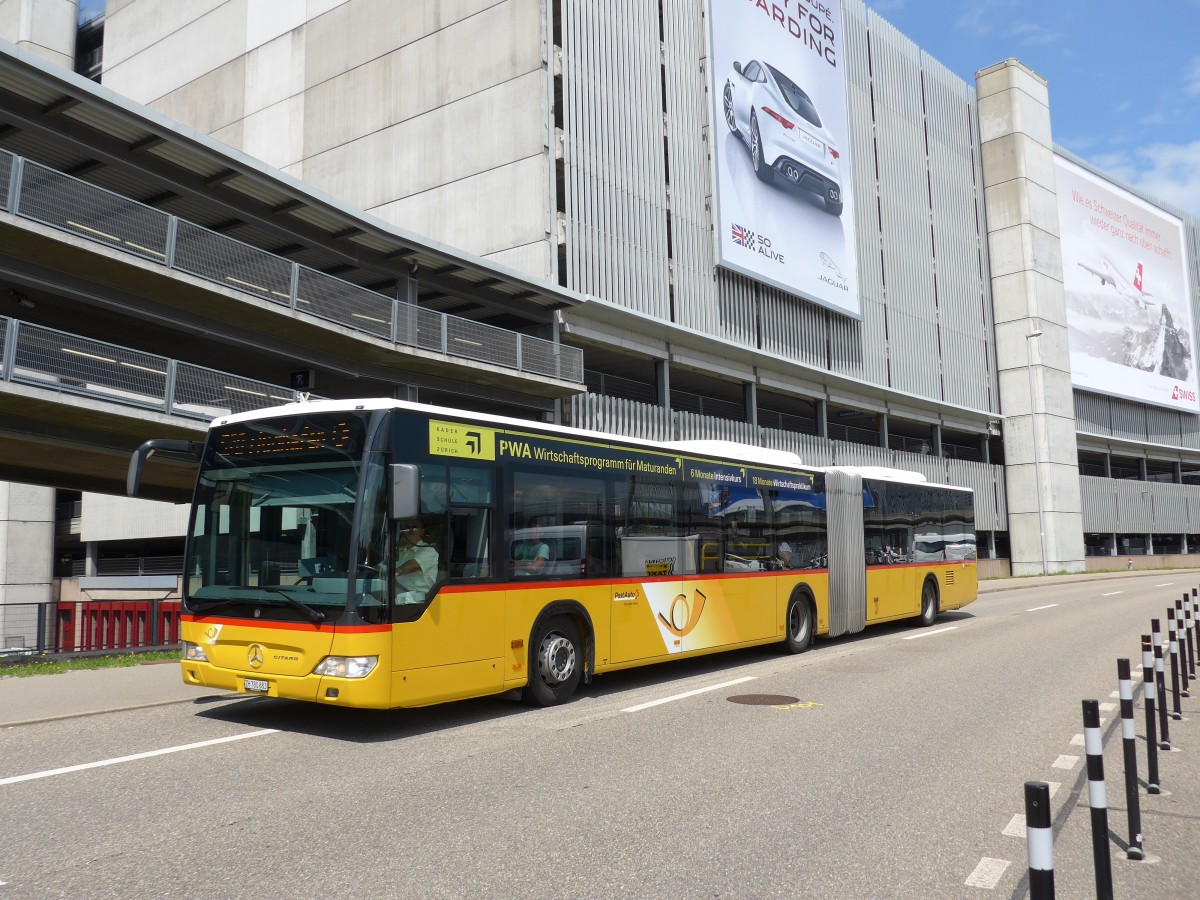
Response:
708,0,859,318
1055,156,1198,412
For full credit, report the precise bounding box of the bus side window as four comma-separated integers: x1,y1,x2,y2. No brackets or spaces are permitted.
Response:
449,506,490,579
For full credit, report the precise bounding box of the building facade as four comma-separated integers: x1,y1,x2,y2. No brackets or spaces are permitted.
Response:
2,0,1200,611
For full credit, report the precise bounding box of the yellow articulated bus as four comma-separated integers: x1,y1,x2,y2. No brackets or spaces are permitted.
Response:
127,398,976,709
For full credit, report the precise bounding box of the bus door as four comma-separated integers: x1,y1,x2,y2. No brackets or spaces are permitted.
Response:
610,533,685,663
825,469,867,637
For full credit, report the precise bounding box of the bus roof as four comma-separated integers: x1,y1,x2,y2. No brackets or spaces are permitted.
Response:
213,397,967,492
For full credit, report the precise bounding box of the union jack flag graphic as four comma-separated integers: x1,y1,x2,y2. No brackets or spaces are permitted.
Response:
731,224,749,246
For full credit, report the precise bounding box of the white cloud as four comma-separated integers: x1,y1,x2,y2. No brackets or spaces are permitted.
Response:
1008,21,1061,46
1187,56,1200,96
1089,142,1200,218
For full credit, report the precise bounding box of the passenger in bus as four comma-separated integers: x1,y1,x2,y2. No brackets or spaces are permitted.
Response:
395,518,439,602
776,541,794,569
514,519,551,576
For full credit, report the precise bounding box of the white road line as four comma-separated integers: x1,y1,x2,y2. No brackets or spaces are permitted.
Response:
621,676,757,713
1052,754,1079,770
1002,814,1026,838
964,857,1010,889
0,729,279,786
1102,591,1123,597
1099,702,1117,712
1155,583,1174,587
1110,691,1120,698
902,626,957,640
1026,604,1058,612
1070,733,1085,746
1046,781,1061,798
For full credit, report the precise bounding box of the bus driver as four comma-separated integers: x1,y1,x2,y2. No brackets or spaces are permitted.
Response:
395,519,439,602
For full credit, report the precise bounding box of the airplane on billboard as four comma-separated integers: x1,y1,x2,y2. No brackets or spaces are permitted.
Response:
1077,258,1154,310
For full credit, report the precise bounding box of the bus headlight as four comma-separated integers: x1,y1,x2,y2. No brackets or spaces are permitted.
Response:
313,656,378,678
182,641,208,662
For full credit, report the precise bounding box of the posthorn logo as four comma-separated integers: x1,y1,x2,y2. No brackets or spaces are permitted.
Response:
1171,385,1196,402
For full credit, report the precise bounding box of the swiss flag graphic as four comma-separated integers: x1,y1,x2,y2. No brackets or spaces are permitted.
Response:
1133,262,1144,293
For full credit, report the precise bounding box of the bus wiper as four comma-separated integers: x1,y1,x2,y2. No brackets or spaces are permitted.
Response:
261,587,327,624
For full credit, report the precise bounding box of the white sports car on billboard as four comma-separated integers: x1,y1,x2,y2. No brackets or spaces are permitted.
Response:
723,59,843,216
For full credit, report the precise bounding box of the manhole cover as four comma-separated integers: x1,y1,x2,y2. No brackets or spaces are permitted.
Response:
727,694,799,706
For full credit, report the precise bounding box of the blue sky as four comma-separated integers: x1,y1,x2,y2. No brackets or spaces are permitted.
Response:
864,0,1200,217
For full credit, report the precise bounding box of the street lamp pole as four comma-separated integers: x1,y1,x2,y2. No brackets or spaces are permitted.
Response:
1026,328,1049,575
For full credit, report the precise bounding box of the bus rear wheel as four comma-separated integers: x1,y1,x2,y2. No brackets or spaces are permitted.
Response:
523,615,583,706
917,579,939,627
784,595,813,653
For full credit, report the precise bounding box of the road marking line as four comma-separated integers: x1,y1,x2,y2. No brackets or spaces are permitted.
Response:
1002,814,1026,837
964,857,1010,889
1026,604,1058,612
621,676,757,712
1052,754,1079,769
1155,583,1174,587
1102,591,1123,597
1070,734,1085,746
1099,702,1117,712
902,626,957,640
0,729,279,786
1046,781,1061,798
1110,691,1120,698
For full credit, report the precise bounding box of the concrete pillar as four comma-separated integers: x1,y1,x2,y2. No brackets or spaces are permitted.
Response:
0,0,78,70
655,359,671,409
85,541,98,578
977,59,1085,575
743,381,758,429
815,399,828,439
0,483,55,604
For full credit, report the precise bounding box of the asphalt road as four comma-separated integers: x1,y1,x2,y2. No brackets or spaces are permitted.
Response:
3,573,1200,898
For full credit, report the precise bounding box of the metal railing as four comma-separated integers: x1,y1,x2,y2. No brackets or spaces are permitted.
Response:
0,149,582,383
1,314,307,422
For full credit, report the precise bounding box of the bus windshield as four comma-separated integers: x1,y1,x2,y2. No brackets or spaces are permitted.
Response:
184,411,382,622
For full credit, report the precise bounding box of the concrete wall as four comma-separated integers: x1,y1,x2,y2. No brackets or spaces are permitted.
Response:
80,493,189,542
0,0,77,69
0,482,54,604
101,0,553,279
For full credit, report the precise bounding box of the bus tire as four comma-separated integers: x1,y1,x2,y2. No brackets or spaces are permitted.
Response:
917,578,939,627
522,615,583,707
784,593,814,654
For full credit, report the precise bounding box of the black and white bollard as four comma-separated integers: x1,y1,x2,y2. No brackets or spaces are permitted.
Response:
1152,619,1171,749
1083,700,1114,900
1176,599,1191,697
1117,659,1145,860
1025,781,1055,900
1189,589,1199,680
1142,635,1162,793
1168,609,1183,720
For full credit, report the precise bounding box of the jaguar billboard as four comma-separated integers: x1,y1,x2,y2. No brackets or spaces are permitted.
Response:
708,0,859,317
1055,156,1197,412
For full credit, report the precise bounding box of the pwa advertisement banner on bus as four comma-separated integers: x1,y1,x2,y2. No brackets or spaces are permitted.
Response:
1054,155,1198,412
708,0,860,318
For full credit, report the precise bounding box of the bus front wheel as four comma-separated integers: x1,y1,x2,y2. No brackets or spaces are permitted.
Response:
784,595,813,653
523,615,583,706
917,579,939,627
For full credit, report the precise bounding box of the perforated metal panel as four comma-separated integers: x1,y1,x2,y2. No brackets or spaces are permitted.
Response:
560,0,671,319
825,468,866,636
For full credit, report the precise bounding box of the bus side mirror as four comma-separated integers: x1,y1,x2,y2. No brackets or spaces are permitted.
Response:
390,464,420,520
127,438,203,497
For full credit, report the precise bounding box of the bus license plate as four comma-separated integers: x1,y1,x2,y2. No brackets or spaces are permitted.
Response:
244,678,269,693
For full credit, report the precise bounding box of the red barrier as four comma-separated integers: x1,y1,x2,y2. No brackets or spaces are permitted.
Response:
54,600,182,653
